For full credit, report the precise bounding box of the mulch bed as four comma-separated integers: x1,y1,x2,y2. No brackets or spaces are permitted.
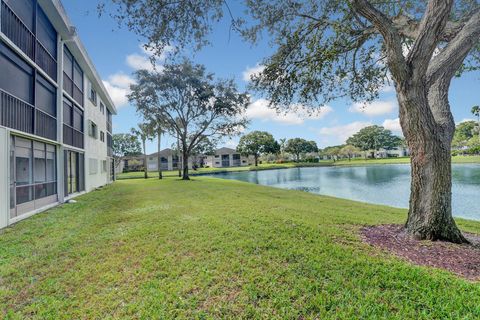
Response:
361,224,480,281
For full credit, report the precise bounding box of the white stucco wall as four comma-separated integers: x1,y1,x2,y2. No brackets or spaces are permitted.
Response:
84,79,109,191
0,127,8,228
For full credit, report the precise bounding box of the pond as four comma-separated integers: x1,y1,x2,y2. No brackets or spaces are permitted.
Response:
209,164,480,221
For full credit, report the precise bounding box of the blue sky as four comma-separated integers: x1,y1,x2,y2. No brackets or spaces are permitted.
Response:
63,1,480,154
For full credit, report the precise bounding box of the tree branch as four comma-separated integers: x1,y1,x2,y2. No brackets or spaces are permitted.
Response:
426,9,480,86
408,0,453,77
349,0,407,82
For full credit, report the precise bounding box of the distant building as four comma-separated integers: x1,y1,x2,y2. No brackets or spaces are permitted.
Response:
375,147,410,158
117,147,255,173
204,147,254,168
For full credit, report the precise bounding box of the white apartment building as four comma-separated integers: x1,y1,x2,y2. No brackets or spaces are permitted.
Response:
204,147,254,168
0,0,117,229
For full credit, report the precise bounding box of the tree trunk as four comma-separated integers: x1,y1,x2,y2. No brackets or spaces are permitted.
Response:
398,83,467,243
182,148,190,180
143,140,148,179
254,155,258,166
157,130,162,179
176,138,182,177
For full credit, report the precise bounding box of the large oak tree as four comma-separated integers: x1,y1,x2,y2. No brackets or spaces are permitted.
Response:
105,0,480,243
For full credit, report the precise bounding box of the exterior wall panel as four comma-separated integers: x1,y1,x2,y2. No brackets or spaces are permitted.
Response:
0,127,8,228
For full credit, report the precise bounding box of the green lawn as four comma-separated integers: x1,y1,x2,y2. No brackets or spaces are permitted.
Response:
1,178,480,318
117,162,332,180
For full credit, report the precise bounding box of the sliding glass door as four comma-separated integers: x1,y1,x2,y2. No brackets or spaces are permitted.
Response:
64,150,84,196
10,135,57,218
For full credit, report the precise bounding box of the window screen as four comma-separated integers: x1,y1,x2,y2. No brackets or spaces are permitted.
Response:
36,75,56,116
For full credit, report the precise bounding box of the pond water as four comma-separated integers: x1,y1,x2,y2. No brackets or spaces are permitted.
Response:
209,164,480,221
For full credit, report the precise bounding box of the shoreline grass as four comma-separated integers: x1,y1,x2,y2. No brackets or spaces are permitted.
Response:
1,177,480,318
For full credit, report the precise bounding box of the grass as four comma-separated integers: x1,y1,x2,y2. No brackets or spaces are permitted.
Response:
117,155,480,180
1,177,480,318
117,162,332,180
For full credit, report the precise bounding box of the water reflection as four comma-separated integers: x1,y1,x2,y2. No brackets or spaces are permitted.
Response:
210,164,480,221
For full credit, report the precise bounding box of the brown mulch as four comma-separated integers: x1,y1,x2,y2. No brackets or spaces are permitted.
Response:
361,224,480,281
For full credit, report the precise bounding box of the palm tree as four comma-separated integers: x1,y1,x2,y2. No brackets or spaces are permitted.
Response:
131,123,153,179
472,105,480,140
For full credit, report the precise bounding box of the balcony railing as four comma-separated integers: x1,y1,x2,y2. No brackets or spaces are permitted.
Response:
36,41,57,81
63,124,84,149
63,73,83,106
0,89,34,134
1,1,57,81
35,109,56,140
1,1,35,60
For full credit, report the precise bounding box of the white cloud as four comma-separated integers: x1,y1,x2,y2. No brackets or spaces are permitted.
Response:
140,44,174,61
102,73,136,108
126,54,155,71
223,138,238,149
318,121,372,144
349,100,397,117
246,98,333,125
126,44,173,71
458,118,476,124
108,73,136,89
242,64,265,82
103,43,173,108
382,118,402,133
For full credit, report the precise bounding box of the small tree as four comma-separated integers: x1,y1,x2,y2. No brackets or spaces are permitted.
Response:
112,133,142,171
144,119,166,179
472,106,480,141
284,138,318,161
452,121,477,150
322,146,342,162
237,131,280,166
340,145,362,161
347,126,402,158
129,60,249,180
131,124,153,179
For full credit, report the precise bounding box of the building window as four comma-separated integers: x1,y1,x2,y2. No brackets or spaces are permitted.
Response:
0,42,56,140
36,75,56,117
63,47,83,106
106,109,112,133
88,82,97,105
1,0,57,80
88,121,98,139
100,102,105,114
102,160,107,173
63,98,84,148
0,41,34,104
89,158,98,175
100,131,105,142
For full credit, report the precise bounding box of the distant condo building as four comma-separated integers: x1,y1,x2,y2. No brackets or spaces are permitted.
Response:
0,0,116,228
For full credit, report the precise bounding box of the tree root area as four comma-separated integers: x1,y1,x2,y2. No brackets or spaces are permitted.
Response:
361,224,480,281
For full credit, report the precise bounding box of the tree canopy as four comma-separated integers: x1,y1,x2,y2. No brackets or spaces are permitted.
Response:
237,131,280,166
284,138,318,161
129,59,249,179
112,133,142,168
346,125,402,155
